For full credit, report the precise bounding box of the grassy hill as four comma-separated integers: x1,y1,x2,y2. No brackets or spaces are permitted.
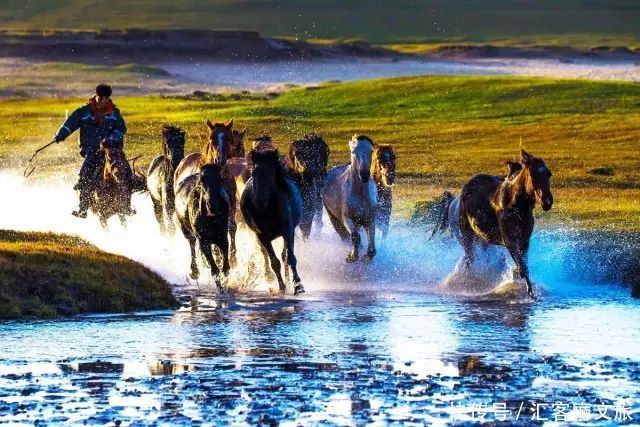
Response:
1,0,639,44
0,230,176,318
1,75,639,230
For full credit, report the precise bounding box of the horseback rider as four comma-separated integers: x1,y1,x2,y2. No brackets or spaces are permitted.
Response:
51,84,128,218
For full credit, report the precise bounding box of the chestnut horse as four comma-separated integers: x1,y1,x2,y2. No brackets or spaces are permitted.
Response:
288,133,330,240
371,144,396,237
90,136,143,228
452,149,553,295
174,119,239,266
147,125,185,234
323,135,378,263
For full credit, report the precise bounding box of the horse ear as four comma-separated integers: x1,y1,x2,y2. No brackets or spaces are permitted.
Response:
206,119,214,130
520,148,534,165
226,119,234,129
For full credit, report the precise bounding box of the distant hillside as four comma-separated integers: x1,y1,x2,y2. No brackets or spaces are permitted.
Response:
1,0,639,43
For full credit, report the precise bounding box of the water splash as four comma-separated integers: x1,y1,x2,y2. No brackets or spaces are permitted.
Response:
0,170,629,297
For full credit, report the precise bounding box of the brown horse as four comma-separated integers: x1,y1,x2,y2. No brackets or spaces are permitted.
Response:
90,136,143,228
288,133,330,240
456,148,553,295
371,144,396,237
174,119,239,266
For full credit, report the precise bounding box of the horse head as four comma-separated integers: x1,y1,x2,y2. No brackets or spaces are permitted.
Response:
248,149,281,210
251,134,276,152
161,124,186,169
198,163,224,217
231,128,247,158
289,133,330,176
203,119,234,166
372,144,396,187
520,148,553,211
349,135,374,183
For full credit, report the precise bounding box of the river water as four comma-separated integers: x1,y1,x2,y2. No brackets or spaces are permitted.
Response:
0,172,638,425
161,57,640,92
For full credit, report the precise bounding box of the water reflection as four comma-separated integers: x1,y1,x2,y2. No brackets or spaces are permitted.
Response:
0,287,638,424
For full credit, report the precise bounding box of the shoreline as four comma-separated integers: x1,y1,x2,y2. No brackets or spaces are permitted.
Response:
2,29,640,65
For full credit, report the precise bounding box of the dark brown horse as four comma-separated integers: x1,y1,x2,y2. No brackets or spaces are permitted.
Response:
147,125,185,233
457,149,553,295
174,119,239,266
175,163,230,291
371,144,396,237
240,149,305,295
90,136,143,228
288,133,330,240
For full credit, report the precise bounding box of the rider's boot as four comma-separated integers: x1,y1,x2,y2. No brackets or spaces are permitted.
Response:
72,188,90,218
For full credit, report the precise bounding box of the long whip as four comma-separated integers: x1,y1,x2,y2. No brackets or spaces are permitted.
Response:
23,109,68,178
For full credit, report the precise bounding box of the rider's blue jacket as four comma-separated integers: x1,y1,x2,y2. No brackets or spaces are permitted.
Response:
54,100,127,155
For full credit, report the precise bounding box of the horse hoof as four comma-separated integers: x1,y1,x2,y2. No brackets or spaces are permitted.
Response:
345,254,358,263
294,283,305,295
189,271,200,280
362,254,375,263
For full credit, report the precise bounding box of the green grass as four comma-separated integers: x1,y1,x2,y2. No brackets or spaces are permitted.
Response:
1,1,639,44
1,75,639,231
0,230,176,318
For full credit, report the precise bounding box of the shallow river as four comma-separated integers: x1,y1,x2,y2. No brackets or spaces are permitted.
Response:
0,172,638,425
161,57,640,91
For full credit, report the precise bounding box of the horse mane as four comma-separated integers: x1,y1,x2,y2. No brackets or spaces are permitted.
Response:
162,124,184,138
372,145,396,182
504,160,523,180
251,134,275,151
231,128,247,157
288,132,330,167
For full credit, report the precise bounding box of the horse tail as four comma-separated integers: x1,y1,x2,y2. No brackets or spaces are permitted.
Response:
429,191,454,240
129,155,148,193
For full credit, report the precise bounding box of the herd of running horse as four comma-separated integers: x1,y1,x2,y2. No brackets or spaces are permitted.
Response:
91,119,553,297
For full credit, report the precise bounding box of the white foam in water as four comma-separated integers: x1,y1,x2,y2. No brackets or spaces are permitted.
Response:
0,170,580,297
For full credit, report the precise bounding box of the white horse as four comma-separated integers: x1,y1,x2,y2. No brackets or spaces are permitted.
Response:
322,135,378,262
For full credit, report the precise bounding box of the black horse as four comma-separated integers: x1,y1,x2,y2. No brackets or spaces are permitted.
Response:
175,163,230,292
240,149,305,295
287,133,330,240
147,125,186,233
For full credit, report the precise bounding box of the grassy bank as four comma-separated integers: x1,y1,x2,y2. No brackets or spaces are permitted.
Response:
1,1,639,44
1,75,639,230
0,230,176,318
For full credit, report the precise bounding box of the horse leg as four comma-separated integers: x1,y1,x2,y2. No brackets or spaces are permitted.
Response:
151,198,166,233
458,214,475,271
298,213,312,241
285,225,304,294
363,217,376,262
226,180,238,268
281,244,290,284
345,219,360,263
228,218,237,268
313,202,324,236
165,190,176,235
506,242,533,296
325,206,350,241
201,239,224,292
258,236,286,293
119,214,127,228
257,237,277,282
185,232,200,280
